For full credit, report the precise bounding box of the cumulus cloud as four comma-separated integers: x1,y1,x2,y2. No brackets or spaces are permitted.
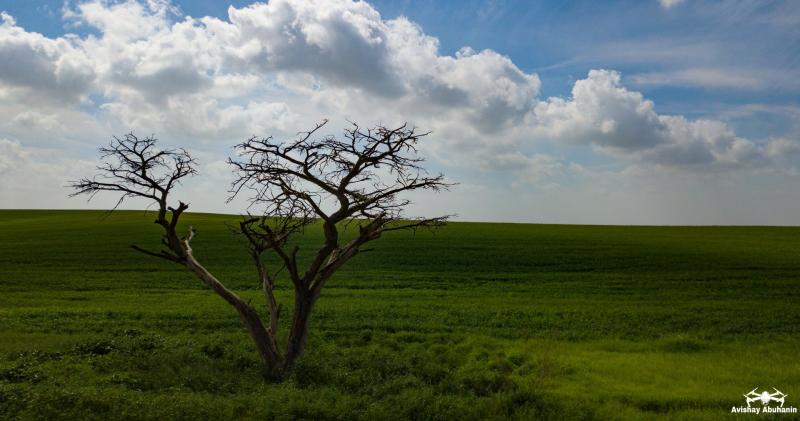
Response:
64,0,179,41
224,0,406,96
0,12,95,105
16,0,536,146
532,70,665,150
531,69,775,170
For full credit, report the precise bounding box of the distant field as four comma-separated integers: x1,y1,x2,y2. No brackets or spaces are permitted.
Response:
1,210,799,420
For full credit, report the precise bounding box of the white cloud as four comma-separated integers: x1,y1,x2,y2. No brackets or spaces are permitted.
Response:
531,69,775,170
628,68,766,90
532,70,665,150
15,0,536,148
64,0,179,41
0,1,785,171
0,138,21,175
766,137,800,159
659,0,686,10
491,152,585,188
0,12,95,105
0,139,97,208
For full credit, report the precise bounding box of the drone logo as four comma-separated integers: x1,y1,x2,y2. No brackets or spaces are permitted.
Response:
731,387,798,415
744,388,787,408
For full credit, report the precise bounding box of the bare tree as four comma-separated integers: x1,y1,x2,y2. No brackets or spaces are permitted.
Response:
70,122,451,379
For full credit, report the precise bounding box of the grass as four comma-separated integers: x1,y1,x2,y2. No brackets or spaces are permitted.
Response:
1,209,799,420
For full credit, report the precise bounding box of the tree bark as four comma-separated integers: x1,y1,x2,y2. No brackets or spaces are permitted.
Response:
263,277,280,335
283,289,318,371
240,304,284,380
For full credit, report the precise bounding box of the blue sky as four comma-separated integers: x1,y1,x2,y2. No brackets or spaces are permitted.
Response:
0,0,799,224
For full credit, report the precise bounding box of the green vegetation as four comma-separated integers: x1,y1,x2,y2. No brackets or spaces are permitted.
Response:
1,210,799,420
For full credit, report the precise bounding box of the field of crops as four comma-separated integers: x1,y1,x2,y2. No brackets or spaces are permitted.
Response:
1,210,799,420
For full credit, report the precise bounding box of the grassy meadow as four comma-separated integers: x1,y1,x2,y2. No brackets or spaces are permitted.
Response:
1,210,799,420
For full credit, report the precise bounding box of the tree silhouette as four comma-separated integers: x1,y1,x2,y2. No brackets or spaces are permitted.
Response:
70,121,451,378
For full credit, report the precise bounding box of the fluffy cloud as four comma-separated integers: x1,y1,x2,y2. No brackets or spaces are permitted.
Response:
224,0,406,96
20,0,538,146
0,12,95,105
531,69,774,170
532,70,665,150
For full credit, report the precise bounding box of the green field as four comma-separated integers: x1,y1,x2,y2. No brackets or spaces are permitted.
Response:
1,210,799,420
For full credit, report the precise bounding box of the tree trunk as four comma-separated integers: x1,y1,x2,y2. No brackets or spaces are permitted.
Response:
239,305,284,379
283,290,318,371
184,254,283,378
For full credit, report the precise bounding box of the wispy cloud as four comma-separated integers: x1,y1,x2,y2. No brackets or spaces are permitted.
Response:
627,68,767,90
659,0,687,10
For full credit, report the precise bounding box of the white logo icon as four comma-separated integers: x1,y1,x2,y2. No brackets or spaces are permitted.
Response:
732,387,797,415
744,388,787,408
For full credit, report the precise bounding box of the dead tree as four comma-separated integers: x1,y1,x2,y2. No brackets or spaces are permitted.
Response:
70,122,450,379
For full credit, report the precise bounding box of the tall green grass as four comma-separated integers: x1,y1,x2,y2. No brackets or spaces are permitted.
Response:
1,210,799,420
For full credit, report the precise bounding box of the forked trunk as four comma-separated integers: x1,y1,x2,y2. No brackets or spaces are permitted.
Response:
184,254,284,378
73,120,449,386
